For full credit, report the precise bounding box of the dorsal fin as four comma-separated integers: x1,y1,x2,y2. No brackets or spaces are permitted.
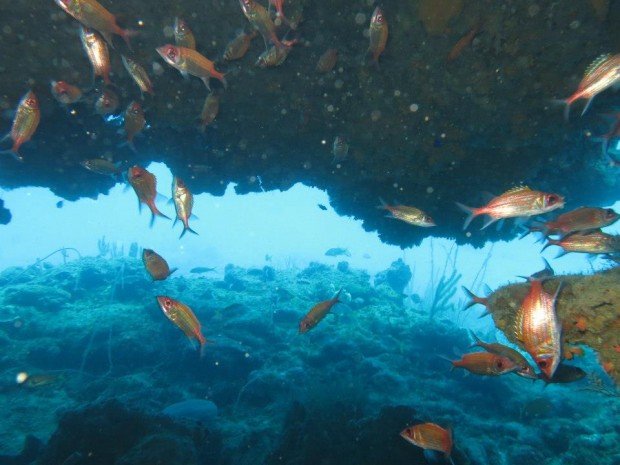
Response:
584,53,611,77
503,185,531,195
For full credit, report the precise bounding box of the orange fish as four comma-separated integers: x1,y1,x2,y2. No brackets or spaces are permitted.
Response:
368,7,388,66
55,0,136,48
122,56,154,97
239,0,284,50
526,207,619,238
156,295,211,356
558,53,620,119
224,30,257,61
198,93,220,132
514,280,562,379
469,332,537,379
542,229,620,256
456,186,564,230
156,45,227,90
447,21,482,62
122,101,145,152
316,48,338,73
127,165,171,226
142,249,176,281
299,289,341,333
80,26,111,85
94,88,119,117
400,423,454,464
1,91,40,161
51,81,82,105
172,176,198,238
444,352,519,376
174,17,196,50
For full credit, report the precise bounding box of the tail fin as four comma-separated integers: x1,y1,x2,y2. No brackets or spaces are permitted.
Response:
461,286,488,309
149,204,171,228
333,288,343,303
540,239,559,253
0,149,23,162
468,330,483,349
119,28,139,50
455,202,478,230
179,226,199,238
437,354,456,372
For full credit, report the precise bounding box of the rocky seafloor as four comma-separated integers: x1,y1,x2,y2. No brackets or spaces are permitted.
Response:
0,257,618,465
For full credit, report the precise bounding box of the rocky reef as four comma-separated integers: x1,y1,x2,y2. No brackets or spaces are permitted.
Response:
0,1,619,246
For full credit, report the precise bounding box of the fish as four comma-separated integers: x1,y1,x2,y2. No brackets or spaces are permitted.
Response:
469,332,537,379
174,17,196,50
198,93,220,132
332,136,349,162
255,39,297,68
238,0,284,50
378,198,435,227
223,30,257,61
325,247,350,257
172,176,198,238
526,207,619,238
16,371,65,388
558,53,620,119
80,158,122,178
539,364,586,384
527,258,555,281
593,112,620,159
456,186,565,230
156,295,211,356
461,287,491,316
443,352,519,376
122,56,154,97
127,165,171,226
514,280,563,379
318,204,327,211
122,101,145,152
367,6,388,66
542,230,620,256
189,267,216,274
156,45,227,90
1,91,40,161
50,81,82,105
54,0,136,48
299,289,342,333
447,20,482,62
400,423,454,464
94,88,119,117
269,0,293,28
316,48,338,73
142,249,176,280
79,26,112,85
56,201,64,209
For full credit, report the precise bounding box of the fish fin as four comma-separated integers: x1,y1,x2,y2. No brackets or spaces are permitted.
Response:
168,268,178,277
0,133,9,143
100,30,115,48
461,286,487,309
554,249,568,258
180,70,190,80
481,216,498,230
201,77,212,91
540,239,559,253
480,191,496,203
179,226,199,238
581,96,596,116
495,218,505,231
483,284,493,295
0,149,24,162
477,310,490,318
436,354,455,371
552,281,563,304
118,28,138,50
455,202,478,230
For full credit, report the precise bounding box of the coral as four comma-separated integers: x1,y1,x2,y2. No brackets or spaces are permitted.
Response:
374,258,412,295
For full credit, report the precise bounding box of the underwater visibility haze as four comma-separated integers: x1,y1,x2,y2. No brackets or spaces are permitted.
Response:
0,1,619,465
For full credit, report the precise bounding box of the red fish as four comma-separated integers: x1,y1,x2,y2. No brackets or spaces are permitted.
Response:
156,296,211,356
456,186,564,230
156,45,227,90
526,207,619,238
80,26,111,85
172,176,198,238
51,81,82,105
122,101,145,152
368,7,388,66
94,88,119,117
239,0,284,50
299,289,341,333
127,165,170,226
445,352,519,376
1,91,40,161
400,423,454,464
542,229,620,256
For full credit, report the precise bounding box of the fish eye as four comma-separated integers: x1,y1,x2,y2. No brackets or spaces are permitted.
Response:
165,299,172,307
538,360,547,368
546,195,559,205
605,209,616,218
167,48,176,60
495,359,504,368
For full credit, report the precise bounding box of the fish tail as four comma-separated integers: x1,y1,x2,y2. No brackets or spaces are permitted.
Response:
461,286,488,309
148,203,171,227
540,238,559,253
212,70,228,90
333,288,343,303
179,226,199,239
437,354,456,371
468,330,482,349
0,148,23,162
168,268,178,277
117,27,139,50
455,202,479,230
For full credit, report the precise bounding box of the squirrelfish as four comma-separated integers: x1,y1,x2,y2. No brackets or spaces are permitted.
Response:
55,0,136,48
94,88,119,117
224,30,257,61
127,165,170,226
469,332,537,379
80,158,122,178
368,6,388,66
172,176,198,238
198,93,220,132
542,229,620,256
378,198,435,227
528,207,618,237
51,81,82,105
255,39,296,68
174,17,196,50
445,352,519,376
1,91,40,161
400,423,453,463
156,45,227,90
456,186,564,230
142,249,176,280
514,280,562,379
80,26,111,85
316,48,338,73
123,101,145,153
559,53,620,119
156,295,210,356
122,56,154,97
299,289,341,333
238,0,283,49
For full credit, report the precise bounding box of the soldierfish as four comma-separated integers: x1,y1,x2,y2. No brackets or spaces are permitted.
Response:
172,176,198,238
156,296,211,356
469,332,537,379
255,39,297,67
378,198,435,227
239,0,284,50
94,88,119,117
526,207,619,237
55,0,136,48
122,56,154,97
558,53,620,119
514,280,563,379
542,229,620,256
51,81,82,105
456,186,565,230
400,423,454,465
156,45,227,90
223,30,257,61
198,93,220,132
444,352,519,376
142,249,176,280
299,289,342,333
127,165,171,226
122,101,146,152
1,91,40,161
80,26,111,85
174,17,196,50
368,6,388,66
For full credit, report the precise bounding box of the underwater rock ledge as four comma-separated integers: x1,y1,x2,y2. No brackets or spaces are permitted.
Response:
485,266,620,383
